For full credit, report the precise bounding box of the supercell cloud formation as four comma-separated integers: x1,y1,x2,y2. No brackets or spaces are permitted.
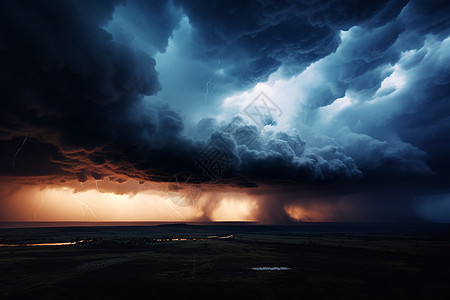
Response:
0,0,449,222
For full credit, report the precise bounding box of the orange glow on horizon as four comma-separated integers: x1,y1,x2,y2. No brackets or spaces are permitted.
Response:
284,204,328,222
0,180,261,222
210,197,257,222
26,187,204,222
0,179,348,223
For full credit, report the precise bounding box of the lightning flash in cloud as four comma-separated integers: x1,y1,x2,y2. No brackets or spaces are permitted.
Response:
34,192,46,221
204,60,221,103
71,193,100,220
12,135,28,167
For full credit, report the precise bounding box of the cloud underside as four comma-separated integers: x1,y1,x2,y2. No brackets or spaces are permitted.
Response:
0,0,449,195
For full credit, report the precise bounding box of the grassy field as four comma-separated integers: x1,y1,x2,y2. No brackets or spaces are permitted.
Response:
0,223,449,299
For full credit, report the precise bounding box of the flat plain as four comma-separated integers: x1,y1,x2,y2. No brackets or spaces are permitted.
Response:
0,223,449,299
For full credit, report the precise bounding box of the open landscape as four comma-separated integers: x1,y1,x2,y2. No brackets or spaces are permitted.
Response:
1,223,449,299
1,1,450,299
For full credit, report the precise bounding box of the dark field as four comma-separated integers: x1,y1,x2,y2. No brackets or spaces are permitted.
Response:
1,223,450,299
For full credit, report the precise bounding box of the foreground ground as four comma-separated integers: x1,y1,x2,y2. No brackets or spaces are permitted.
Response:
0,223,449,299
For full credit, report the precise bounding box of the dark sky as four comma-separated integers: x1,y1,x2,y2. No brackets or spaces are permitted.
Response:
0,0,449,222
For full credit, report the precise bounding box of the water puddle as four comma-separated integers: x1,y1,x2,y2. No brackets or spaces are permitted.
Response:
0,234,234,247
0,242,76,247
252,267,291,271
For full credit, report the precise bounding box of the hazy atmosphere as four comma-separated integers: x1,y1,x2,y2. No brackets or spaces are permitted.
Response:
1,0,449,223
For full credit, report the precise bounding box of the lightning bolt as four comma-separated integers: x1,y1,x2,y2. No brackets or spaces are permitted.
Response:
71,194,99,220
12,135,28,167
72,194,85,217
34,192,46,221
204,74,216,103
204,60,221,103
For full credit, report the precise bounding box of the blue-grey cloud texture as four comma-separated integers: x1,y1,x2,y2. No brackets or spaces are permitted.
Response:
0,0,449,221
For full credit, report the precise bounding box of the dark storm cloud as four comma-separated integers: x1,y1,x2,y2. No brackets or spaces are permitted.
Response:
300,0,450,111
170,0,408,84
143,0,409,136
0,0,189,183
191,116,362,184
0,0,449,205
293,0,450,184
105,0,183,55
142,0,409,122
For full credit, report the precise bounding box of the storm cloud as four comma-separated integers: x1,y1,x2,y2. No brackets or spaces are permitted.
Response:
0,0,188,183
0,0,449,222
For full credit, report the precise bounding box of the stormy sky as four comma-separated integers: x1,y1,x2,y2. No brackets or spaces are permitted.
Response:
0,0,449,223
